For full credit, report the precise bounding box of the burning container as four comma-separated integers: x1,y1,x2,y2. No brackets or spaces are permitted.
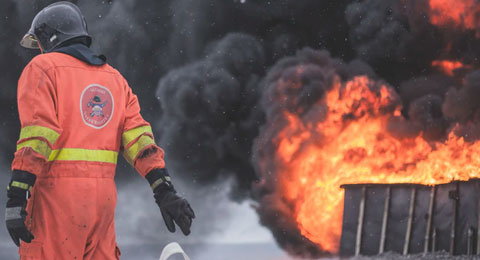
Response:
340,180,480,256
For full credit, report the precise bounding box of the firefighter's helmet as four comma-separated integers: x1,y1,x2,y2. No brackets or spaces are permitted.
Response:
20,1,91,52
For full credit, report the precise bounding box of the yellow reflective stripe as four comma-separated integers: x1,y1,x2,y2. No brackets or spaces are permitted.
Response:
125,135,155,163
151,176,171,191
17,139,52,158
11,181,30,190
122,125,153,147
19,126,60,146
48,148,118,164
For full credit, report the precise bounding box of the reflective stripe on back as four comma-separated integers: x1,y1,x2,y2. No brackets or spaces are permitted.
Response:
48,148,118,164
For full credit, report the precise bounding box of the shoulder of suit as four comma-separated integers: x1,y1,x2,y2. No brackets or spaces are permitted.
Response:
28,52,120,76
26,53,58,72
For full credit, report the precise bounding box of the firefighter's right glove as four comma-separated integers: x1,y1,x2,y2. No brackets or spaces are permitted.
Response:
5,170,36,247
146,169,195,236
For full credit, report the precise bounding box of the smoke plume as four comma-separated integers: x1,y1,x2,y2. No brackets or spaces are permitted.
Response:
156,33,265,199
3,0,480,258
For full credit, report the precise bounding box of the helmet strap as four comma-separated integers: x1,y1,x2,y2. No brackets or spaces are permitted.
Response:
34,23,59,52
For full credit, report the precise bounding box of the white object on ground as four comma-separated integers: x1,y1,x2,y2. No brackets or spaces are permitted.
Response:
159,242,191,260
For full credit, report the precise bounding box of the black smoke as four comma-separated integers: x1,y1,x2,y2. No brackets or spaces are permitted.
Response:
252,49,346,258
153,0,358,200
156,33,265,199
345,0,442,82
155,0,480,257
3,0,480,258
252,49,394,257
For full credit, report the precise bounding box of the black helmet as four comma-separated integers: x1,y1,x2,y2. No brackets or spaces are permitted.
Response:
20,1,91,52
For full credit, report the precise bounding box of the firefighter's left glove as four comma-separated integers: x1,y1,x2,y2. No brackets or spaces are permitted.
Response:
5,170,36,247
146,169,195,236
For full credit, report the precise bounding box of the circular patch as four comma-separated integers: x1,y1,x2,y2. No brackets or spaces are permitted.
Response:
80,84,114,129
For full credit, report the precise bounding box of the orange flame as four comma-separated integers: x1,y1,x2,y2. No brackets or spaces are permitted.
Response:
432,60,465,76
273,75,480,253
429,0,480,31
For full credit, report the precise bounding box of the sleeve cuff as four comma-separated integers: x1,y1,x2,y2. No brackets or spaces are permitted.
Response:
145,168,175,193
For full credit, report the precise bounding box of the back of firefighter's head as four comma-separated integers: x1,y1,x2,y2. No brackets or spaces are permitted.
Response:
20,1,91,53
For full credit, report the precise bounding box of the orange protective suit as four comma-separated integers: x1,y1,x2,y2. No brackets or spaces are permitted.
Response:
12,52,165,259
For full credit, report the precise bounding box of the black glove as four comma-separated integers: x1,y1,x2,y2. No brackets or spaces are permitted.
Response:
5,170,36,247
146,168,195,235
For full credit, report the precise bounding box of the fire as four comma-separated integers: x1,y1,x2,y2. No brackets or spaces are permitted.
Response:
272,75,480,253
432,60,465,76
429,0,480,32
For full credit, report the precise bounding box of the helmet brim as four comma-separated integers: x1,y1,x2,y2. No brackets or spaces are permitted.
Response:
20,34,40,49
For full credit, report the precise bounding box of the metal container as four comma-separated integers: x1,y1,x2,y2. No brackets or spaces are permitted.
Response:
339,180,480,256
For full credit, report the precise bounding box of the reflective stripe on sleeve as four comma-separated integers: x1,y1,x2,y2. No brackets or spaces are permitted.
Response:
10,181,30,191
19,125,60,147
48,148,118,164
124,135,155,164
151,176,171,191
122,125,153,148
17,139,52,159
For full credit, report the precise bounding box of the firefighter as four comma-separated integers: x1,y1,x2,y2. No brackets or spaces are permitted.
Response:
5,2,195,259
